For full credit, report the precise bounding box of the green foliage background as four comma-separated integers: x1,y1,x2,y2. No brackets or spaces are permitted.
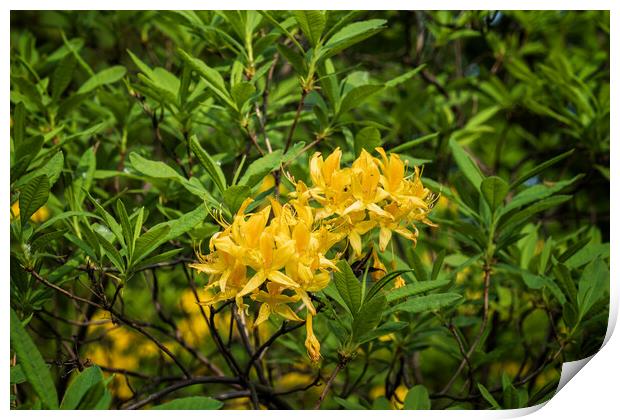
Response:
10,10,609,410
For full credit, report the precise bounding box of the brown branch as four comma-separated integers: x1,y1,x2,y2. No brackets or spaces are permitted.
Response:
123,376,240,410
27,268,192,379
314,362,344,410
440,266,492,394
284,89,308,153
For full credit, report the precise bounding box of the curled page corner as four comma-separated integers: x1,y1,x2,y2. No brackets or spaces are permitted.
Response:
556,355,595,393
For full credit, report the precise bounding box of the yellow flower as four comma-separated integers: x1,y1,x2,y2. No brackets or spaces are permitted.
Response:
304,314,321,362
189,146,437,360
252,282,302,325
10,201,51,223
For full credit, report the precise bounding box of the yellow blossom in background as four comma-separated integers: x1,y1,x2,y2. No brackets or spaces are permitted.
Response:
10,201,51,223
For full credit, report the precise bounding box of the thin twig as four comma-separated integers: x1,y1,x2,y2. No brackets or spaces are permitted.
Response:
440,267,492,394
123,376,240,410
314,363,344,410
284,89,308,153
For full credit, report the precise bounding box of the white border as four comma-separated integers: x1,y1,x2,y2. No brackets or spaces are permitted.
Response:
4,2,617,419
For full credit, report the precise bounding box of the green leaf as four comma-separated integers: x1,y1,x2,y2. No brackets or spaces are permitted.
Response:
338,84,383,116
477,383,501,409
11,365,26,384
116,200,134,258
276,44,306,74
94,231,124,272
133,224,172,265
502,175,583,215
365,269,414,302
390,133,438,154
510,149,575,190
498,195,572,234
223,185,252,214
14,151,64,190
465,106,500,130
231,81,256,109
388,293,462,314
449,137,483,190
190,136,227,194
352,293,387,342
12,101,25,144
129,152,183,180
71,147,97,206
333,396,367,410
19,175,50,226
333,260,362,316
293,11,326,46
86,192,125,247
384,64,425,88
322,19,387,59
577,257,609,320
386,279,450,303
52,53,76,101
77,65,126,94
10,308,58,409
164,205,208,242
60,366,104,409
127,49,155,79
481,176,509,211
178,49,235,109
356,321,408,345
238,150,283,188
409,250,429,282
152,396,223,410
431,250,446,280
403,385,431,410
354,126,381,156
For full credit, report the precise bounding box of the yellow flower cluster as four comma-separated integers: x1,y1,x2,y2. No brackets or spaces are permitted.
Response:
190,147,436,361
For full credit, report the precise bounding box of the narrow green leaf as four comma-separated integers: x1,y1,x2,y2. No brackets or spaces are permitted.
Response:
431,250,446,280
510,149,575,190
60,366,104,410
333,260,362,316
384,64,425,88
386,279,450,303
238,150,283,188
231,81,256,109
133,224,172,265
10,308,58,409
12,101,25,144
293,11,326,46
116,200,134,258
338,84,383,115
322,19,387,59
477,383,501,409
388,293,461,314
577,257,609,320
77,65,126,94
190,136,227,193
354,126,381,156
449,137,483,191
19,175,50,227
129,152,183,180
223,185,252,214
352,293,387,342
11,365,26,384
152,396,223,410
178,49,235,109
94,231,124,272
52,53,76,101
390,133,438,154
481,176,509,211
403,385,431,410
